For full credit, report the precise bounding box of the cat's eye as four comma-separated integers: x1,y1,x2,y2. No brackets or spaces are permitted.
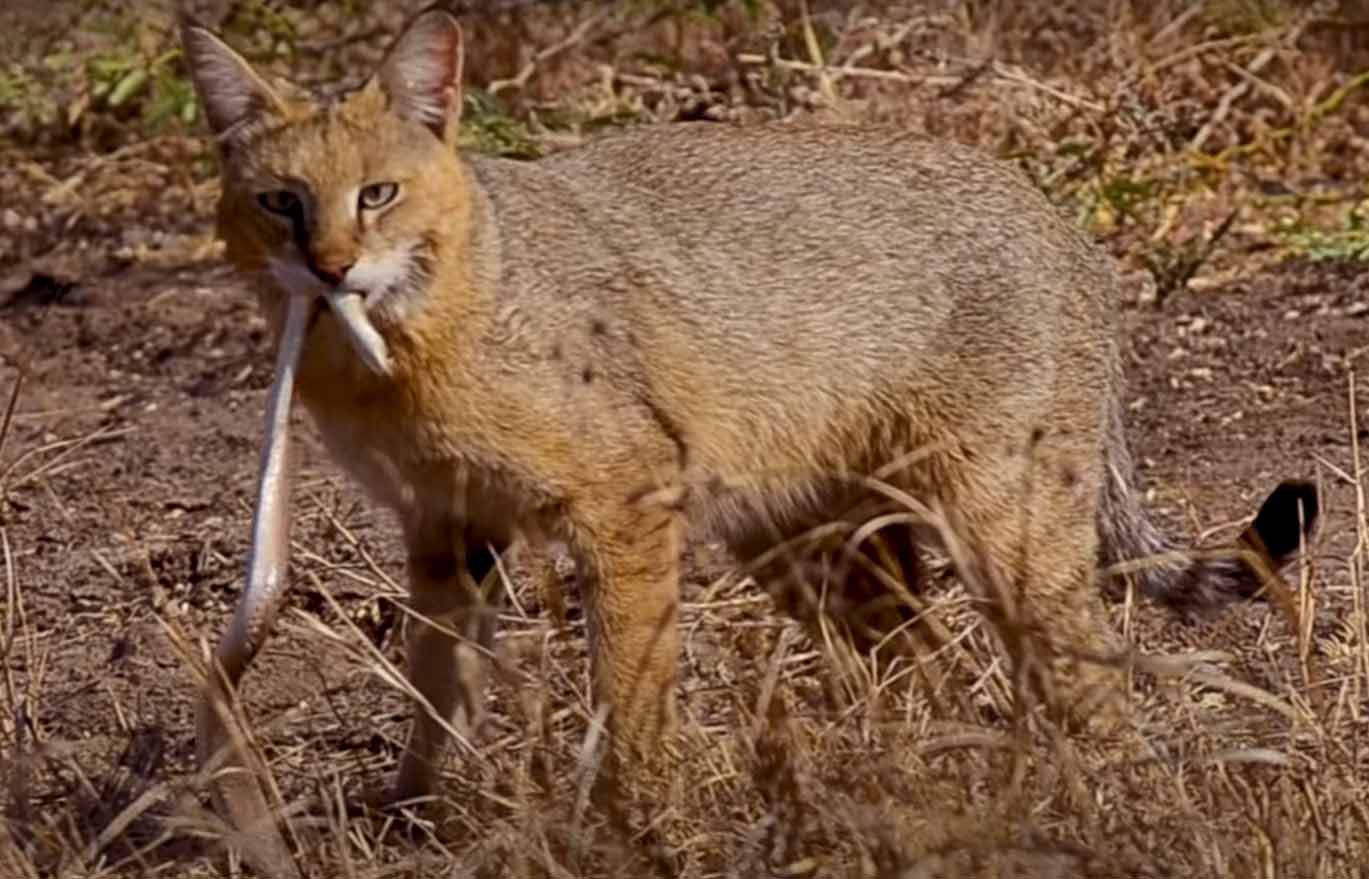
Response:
257,190,300,216
359,182,399,211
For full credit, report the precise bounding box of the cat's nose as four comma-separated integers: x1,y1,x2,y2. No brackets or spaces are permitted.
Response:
310,261,354,286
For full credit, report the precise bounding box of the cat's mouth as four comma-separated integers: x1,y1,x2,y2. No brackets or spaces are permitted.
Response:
266,257,396,376
323,289,392,376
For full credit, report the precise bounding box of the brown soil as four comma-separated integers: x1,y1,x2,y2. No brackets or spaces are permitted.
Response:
4,2,1369,877
4,204,1365,879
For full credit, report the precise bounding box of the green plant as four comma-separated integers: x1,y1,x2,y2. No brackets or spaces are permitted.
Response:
87,45,198,128
220,0,301,61
0,66,58,135
459,88,545,159
1143,208,1238,305
1204,0,1292,34
631,0,764,20
1276,205,1369,262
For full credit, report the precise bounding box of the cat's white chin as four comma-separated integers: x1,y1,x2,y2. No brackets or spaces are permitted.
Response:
343,247,418,303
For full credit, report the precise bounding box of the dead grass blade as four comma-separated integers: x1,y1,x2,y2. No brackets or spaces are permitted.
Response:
284,577,484,764
1347,367,1369,717
0,364,24,472
154,613,309,872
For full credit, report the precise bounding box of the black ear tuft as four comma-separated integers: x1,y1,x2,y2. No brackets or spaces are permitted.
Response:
1250,479,1319,561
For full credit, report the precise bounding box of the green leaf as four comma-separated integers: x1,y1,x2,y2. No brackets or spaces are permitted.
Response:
107,67,148,107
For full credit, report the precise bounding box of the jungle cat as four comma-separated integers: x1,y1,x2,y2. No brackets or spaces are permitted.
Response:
180,9,1318,876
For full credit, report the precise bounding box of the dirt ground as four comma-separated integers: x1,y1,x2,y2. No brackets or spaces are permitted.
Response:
4,2,1369,878
4,182,1366,879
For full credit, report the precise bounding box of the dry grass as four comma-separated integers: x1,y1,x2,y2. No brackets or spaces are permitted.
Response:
3,1,1369,877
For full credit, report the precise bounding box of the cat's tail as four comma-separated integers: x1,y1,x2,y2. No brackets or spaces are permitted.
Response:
1096,394,1318,611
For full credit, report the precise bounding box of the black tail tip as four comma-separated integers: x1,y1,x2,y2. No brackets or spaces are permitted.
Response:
1251,479,1319,561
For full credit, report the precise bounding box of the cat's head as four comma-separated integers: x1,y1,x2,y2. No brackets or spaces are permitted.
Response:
181,10,470,373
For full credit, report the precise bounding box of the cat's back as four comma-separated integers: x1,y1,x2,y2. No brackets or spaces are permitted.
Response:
462,120,1114,357
534,120,1036,206
465,120,1107,300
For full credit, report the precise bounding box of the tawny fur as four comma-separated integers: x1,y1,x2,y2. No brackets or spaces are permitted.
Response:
182,10,1318,873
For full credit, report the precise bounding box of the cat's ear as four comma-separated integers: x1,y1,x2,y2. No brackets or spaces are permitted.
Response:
374,10,465,141
180,24,285,140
